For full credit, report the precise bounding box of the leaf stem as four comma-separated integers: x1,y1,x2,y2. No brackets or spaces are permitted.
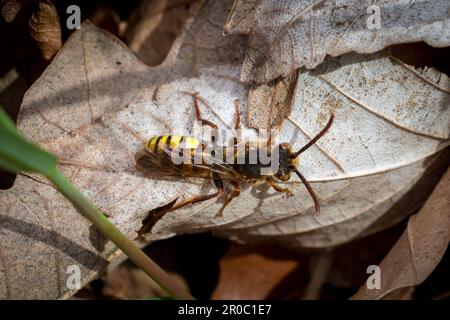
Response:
46,167,194,300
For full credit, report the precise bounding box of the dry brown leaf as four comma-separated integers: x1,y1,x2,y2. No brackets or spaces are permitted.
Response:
0,0,449,299
125,0,204,66
101,265,187,299
211,243,300,299
1,0,22,22
28,0,61,60
381,287,415,300
224,0,450,83
87,4,120,37
352,166,450,300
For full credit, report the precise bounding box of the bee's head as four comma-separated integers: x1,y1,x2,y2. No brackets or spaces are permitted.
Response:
271,113,334,216
274,142,299,181
274,113,335,181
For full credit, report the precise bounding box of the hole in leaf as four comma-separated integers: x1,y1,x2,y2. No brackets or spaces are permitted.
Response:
0,170,16,190
390,42,450,76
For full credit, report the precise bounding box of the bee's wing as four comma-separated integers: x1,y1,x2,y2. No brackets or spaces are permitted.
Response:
134,146,237,179
134,149,179,176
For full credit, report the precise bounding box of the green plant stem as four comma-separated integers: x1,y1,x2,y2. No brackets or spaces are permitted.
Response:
46,167,194,300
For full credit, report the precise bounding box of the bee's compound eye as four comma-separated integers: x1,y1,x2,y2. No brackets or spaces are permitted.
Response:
279,142,290,150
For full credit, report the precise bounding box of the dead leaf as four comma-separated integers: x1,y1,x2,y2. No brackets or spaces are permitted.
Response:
211,243,300,299
29,0,61,60
87,4,120,37
125,0,204,66
224,0,450,83
352,166,450,299
1,0,22,23
101,265,187,299
381,287,415,300
0,0,449,299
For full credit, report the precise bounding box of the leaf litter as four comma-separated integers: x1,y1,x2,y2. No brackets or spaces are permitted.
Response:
0,0,448,299
224,0,450,83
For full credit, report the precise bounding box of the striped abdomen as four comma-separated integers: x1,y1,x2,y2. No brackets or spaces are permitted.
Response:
146,135,200,153
144,135,220,178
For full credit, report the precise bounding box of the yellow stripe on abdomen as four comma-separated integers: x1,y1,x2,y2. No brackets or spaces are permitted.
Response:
146,135,200,153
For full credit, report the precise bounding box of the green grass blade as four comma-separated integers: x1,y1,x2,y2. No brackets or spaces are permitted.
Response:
0,123,57,175
0,127,56,175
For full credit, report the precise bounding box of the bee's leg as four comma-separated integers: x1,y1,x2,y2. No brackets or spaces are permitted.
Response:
234,99,241,130
194,92,218,129
139,186,223,237
215,181,240,217
170,187,223,211
137,178,224,239
266,177,293,197
233,99,242,146
170,174,224,211
137,198,179,239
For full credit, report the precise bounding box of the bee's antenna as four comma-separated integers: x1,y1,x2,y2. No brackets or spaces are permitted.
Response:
291,113,334,159
291,167,320,216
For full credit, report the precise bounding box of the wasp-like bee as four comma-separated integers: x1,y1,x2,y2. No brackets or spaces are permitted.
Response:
135,93,333,227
